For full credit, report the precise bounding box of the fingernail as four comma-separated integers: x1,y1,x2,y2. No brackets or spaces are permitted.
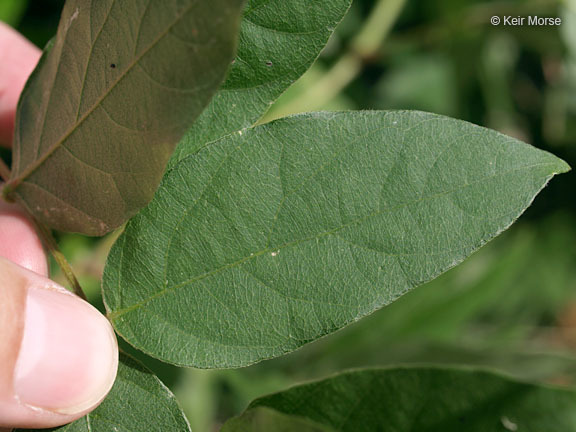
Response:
14,285,118,415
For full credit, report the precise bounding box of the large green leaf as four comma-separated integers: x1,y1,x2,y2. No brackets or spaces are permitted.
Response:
169,0,352,164
18,354,191,432
221,367,576,432
7,0,243,235
103,111,569,368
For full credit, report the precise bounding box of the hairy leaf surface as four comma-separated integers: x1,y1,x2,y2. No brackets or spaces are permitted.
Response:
104,111,569,368
169,0,351,164
18,354,191,432
9,0,243,235
222,367,576,431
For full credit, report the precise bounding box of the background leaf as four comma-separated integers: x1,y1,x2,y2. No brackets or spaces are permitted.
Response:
9,0,244,235
223,407,335,432
169,0,352,164
221,367,576,432
0,0,28,26
17,354,191,432
103,111,569,368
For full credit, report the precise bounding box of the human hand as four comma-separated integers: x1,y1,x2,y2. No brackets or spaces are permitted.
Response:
0,22,118,431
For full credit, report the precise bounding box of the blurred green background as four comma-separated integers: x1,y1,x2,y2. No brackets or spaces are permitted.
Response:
3,0,576,430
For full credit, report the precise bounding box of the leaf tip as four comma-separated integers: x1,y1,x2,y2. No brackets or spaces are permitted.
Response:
556,158,571,175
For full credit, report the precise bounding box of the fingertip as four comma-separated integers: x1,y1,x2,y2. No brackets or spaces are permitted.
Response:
0,259,118,429
0,201,47,276
14,284,119,416
0,22,41,147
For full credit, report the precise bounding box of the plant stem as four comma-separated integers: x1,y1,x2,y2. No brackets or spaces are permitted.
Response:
265,0,407,119
0,157,11,182
34,221,87,301
351,0,407,58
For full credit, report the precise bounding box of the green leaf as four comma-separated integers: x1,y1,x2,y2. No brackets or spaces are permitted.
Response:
103,111,569,368
221,367,576,432
169,0,352,164
224,407,336,432
8,0,244,235
0,0,27,26
17,354,191,432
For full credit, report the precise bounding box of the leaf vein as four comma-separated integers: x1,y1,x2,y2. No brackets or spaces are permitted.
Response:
75,0,117,122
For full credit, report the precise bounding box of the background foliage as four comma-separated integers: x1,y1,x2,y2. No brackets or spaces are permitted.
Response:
3,0,576,430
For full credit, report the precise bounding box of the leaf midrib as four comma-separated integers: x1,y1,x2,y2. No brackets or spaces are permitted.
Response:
10,0,199,189
107,161,560,321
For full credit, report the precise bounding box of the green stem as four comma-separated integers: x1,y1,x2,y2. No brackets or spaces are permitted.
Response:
265,0,407,119
34,221,87,301
0,157,10,183
351,0,407,57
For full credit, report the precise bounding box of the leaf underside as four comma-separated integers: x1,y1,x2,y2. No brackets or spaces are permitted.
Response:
10,0,243,235
103,111,569,368
221,367,576,432
17,354,191,432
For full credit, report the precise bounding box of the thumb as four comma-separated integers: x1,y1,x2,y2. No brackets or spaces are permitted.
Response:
0,258,118,429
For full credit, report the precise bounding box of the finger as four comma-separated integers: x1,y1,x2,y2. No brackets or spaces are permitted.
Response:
0,258,118,429
0,200,47,276
0,22,41,147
